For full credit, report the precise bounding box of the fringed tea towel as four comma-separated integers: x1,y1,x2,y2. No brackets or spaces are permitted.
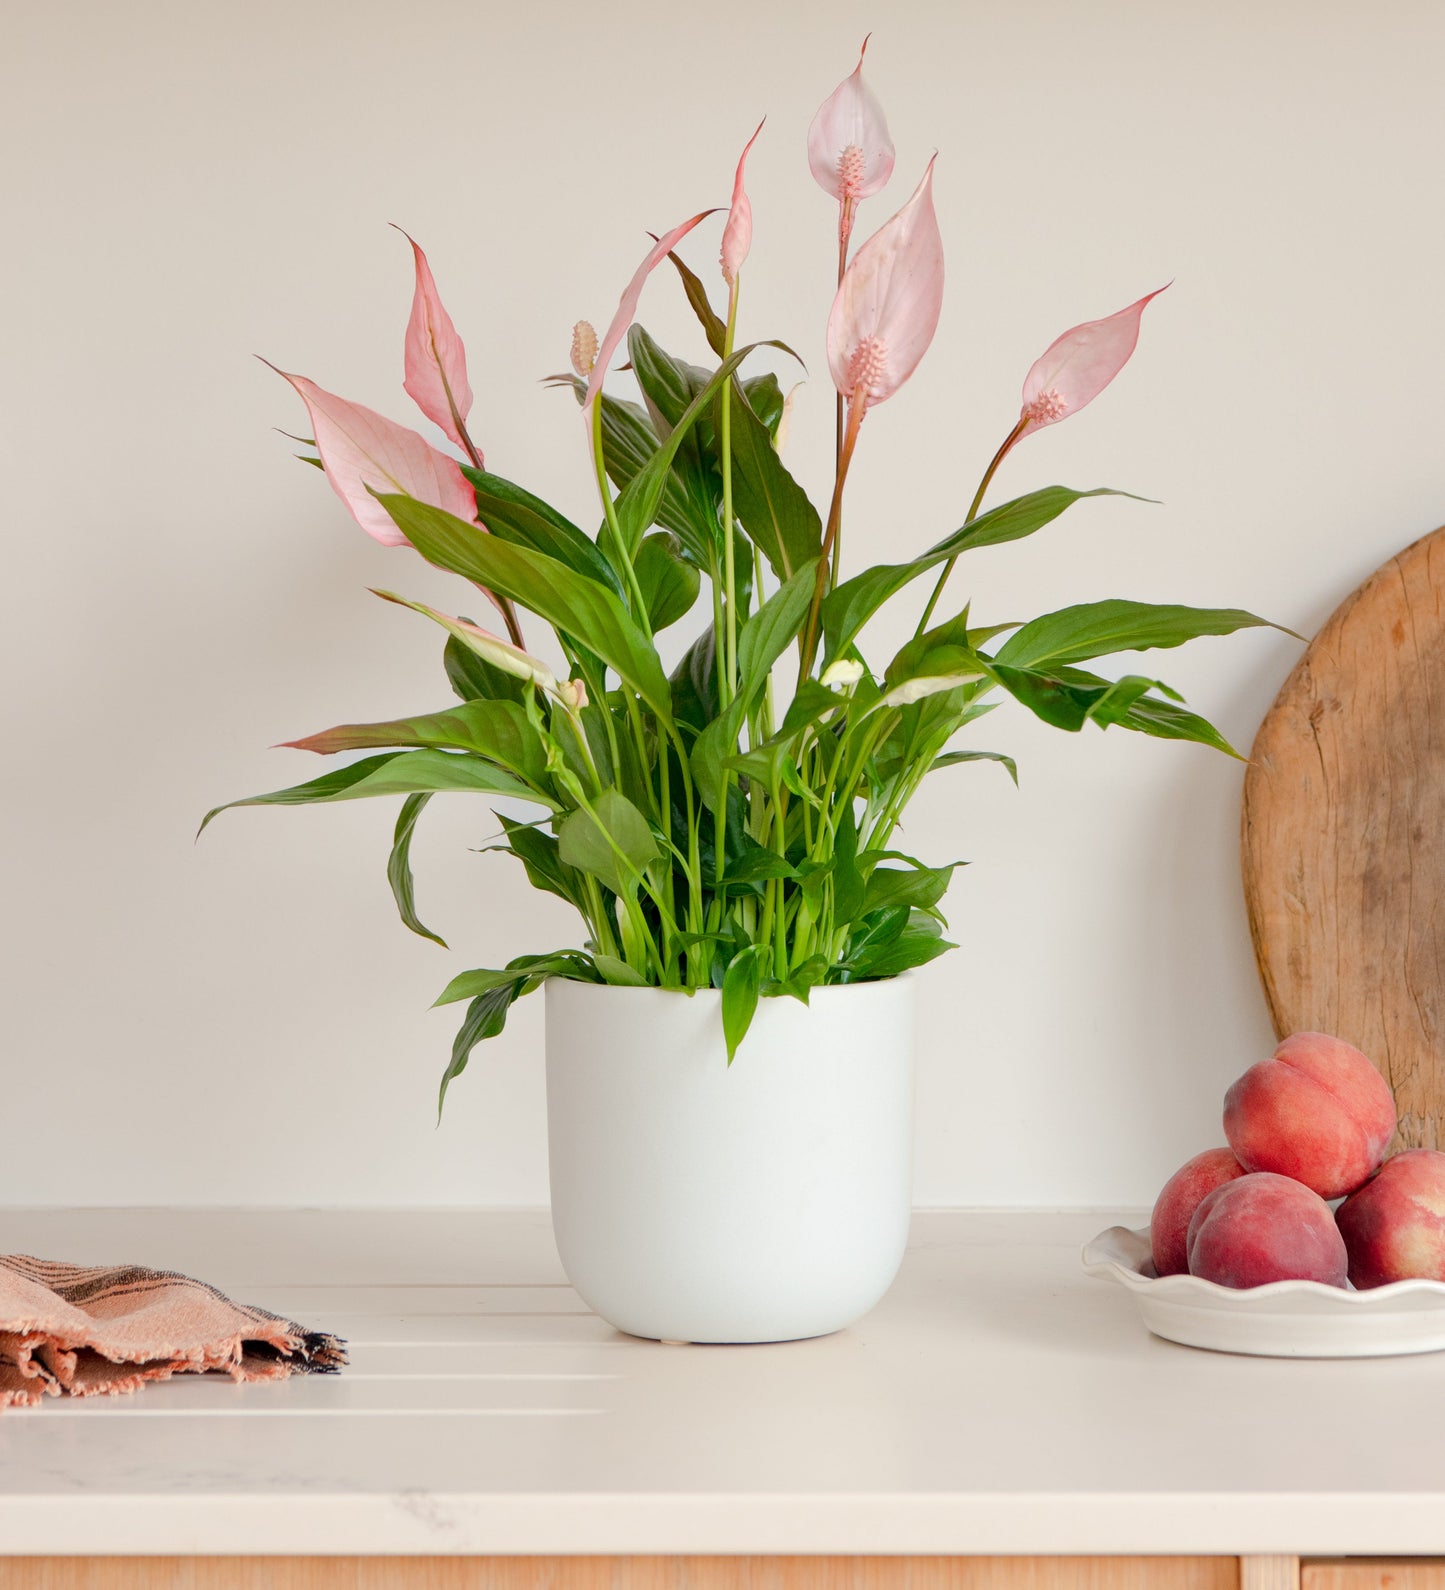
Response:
0,1253,346,1409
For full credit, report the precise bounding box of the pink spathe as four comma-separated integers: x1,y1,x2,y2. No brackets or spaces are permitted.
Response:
1019,286,1168,436
721,121,764,288
582,210,718,419
267,367,477,548
1186,1173,1348,1289
395,227,478,460
1223,1031,1397,1200
825,157,944,411
807,36,895,208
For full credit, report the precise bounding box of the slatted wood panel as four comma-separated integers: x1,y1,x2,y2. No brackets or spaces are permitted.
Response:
0,1557,1243,1590
1303,1563,1445,1590
1242,523,1445,1148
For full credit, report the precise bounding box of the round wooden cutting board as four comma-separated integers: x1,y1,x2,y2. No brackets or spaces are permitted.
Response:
1243,524,1445,1149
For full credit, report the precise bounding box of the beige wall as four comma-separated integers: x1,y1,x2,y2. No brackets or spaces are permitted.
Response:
4,0,1441,1205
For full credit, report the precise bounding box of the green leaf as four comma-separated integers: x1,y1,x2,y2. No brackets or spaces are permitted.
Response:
822,487,1138,662
592,953,649,987
439,987,517,1113
388,793,446,947
862,861,958,916
722,380,823,582
201,749,547,833
721,947,761,1064
435,950,600,1116
738,559,819,697
461,467,624,598
488,814,588,909
662,248,728,357
434,950,597,1008
613,340,796,556
284,699,549,787
445,632,525,703
849,912,956,980
375,495,673,722
996,600,1286,671
929,749,1018,784
988,661,1241,756
741,372,785,437
557,790,660,896
635,531,701,632
626,326,719,543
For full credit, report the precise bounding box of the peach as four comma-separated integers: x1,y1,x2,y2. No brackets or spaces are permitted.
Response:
1222,1031,1396,1199
1336,1149,1445,1288
1186,1172,1348,1288
1150,1148,1248,1275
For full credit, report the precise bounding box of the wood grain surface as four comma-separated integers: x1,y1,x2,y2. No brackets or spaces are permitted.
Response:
1303,1563,1445,1590
0,1559,1244,1590
1242,524,1445,1147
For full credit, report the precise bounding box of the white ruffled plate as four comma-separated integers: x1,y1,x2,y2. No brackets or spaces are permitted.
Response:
1082,1225,1445,1357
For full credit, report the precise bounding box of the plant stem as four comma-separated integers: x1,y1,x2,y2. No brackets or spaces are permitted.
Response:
831,215,850,587
721,280,741,706
915,415,1029,636
591,398,652,634
799,396,866,681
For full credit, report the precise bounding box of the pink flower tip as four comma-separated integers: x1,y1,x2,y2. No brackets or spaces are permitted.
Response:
721,119,765,288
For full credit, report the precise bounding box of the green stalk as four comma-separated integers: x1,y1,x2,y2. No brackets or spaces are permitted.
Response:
915,415,1029,636
591,397,653,635
798,396,865,681
721,280,741,705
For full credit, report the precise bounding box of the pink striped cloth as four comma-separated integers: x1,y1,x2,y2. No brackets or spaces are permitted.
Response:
0,1253,346,1409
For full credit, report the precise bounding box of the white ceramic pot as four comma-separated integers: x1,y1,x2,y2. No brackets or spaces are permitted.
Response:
544,976,916,1344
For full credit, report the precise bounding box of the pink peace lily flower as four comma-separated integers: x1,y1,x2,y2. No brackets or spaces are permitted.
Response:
394,227,483,469
1018,285,1169,438
267,365,478,548
825,156,944,415
721,120,765,288
583,209,719,418
807,37,895,247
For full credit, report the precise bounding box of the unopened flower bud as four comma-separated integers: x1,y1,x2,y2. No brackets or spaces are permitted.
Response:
821,658,865,691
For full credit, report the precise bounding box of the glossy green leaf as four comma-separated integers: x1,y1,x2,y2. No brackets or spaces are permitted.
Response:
613,341,794,556
489,814,588,909
557,790,660,896
996,600,1285,671
721,947,761,1063
738,560,819,697
388,793,446,947
635,532,701,632
723,381,822,582
284,699,549,787
462,466,624,597
201,749,547,833
376,495,673,722
849,911,956,980
822,487,1137,662
861,861,958,916
662,248,728,357
928,749,1018,784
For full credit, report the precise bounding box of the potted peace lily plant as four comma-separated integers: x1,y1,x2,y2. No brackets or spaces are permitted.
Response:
207,44,1276,1344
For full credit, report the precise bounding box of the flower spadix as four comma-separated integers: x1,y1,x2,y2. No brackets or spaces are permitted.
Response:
808,36,895,238
394,227,480,465
267,365,477,547
1019,286,1168,438
825,156,944,413
721,120,765,288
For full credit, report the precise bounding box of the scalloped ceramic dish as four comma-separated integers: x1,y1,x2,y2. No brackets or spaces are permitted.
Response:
1083,1225,1445,1357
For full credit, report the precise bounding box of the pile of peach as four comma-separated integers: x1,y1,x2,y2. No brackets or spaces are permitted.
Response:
1151,1031,1445,1289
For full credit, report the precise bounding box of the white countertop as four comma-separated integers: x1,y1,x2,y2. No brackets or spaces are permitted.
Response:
2,1208,1443,1558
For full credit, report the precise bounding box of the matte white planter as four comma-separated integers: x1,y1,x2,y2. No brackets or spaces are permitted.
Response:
544,977,915,1344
